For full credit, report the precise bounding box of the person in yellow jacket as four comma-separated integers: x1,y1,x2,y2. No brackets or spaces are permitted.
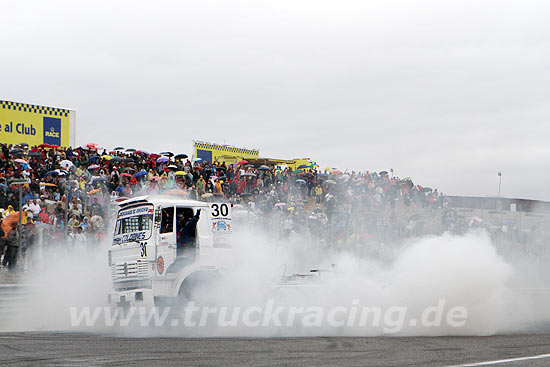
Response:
214,180,223,194
2,205,15,219
315,184,323,204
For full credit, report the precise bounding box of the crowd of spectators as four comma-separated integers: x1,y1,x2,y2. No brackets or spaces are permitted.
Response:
0,141,469,273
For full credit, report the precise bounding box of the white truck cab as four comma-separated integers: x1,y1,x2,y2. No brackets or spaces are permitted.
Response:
107,195,233,307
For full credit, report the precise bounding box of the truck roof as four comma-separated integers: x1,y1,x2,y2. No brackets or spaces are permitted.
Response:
117,195,209,209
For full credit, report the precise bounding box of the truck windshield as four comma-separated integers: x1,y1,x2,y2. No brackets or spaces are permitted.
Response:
115,215,153,235
113,204,154,244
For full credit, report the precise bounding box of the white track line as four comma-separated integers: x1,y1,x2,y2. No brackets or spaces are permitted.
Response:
448,353,550,366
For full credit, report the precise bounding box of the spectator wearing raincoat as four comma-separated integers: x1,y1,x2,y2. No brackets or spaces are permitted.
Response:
195,175,206,196
214,180,223,194
2,205,15,218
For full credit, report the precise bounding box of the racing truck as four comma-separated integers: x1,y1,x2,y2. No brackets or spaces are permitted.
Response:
107,195,233,308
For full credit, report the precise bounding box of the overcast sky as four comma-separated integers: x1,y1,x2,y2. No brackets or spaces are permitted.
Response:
2,0,550,199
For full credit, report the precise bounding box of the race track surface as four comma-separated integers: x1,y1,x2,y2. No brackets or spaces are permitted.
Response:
2,333,550,366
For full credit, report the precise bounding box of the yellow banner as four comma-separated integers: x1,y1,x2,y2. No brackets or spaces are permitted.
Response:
0,100,71,147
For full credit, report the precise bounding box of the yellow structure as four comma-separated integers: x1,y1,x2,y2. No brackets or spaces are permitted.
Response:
194,141,259,164
193,141,314,170
0,100,75,147
247,157,312,171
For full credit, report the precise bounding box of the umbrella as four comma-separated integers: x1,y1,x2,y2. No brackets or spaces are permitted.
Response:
245,164,255,168
194,158,203,162
125,148,136,152
332,170,342,175
193,166,204,170
87,164,100,170
101,155,112,160
88,156,100,163
121,173,133,177
1,212,20,238
174,154,188,159
134,170,147,178
110,157,123,163
238,160,248,165
174,171,187,176
122,158,135,164
339,174,350,181
87,189,101,195
258,165,269,170
318,173,328,178
167,165,178,170
157,156,169,163
420,187,432,193
124,167,136,172
136,150,150,155
40,182,57,187
14,159,28,164
86,143,102,150
296,179,306,184
325,180,337,185
379,171,388,176
90,177,107,184
113,147,125,151
201,193,213,198
298,164,309,169
292,169,304,174
45,170,59,176
59,160,74,170
274,203,287,208
241,173,256,177
29,152,43,158
467,217,483,226
215,176,227,181
159,151,174,157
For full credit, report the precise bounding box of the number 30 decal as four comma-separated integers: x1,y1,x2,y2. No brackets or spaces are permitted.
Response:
211,203,229,217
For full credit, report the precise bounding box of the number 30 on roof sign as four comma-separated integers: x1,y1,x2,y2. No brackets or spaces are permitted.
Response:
209,203,232,233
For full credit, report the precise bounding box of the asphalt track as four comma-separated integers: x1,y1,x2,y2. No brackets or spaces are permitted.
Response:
2,333,550,366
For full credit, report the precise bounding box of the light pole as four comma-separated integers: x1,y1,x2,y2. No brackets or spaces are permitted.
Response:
498,172,502,197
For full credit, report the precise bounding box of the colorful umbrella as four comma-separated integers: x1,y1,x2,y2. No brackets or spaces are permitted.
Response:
86,143,102,150
1,212,20,238
157,157,169,163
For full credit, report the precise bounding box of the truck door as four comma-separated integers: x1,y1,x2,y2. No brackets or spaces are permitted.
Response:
175,206,198,257
156,206,176,276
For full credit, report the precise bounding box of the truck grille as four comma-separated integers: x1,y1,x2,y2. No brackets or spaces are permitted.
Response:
111,261,150,280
